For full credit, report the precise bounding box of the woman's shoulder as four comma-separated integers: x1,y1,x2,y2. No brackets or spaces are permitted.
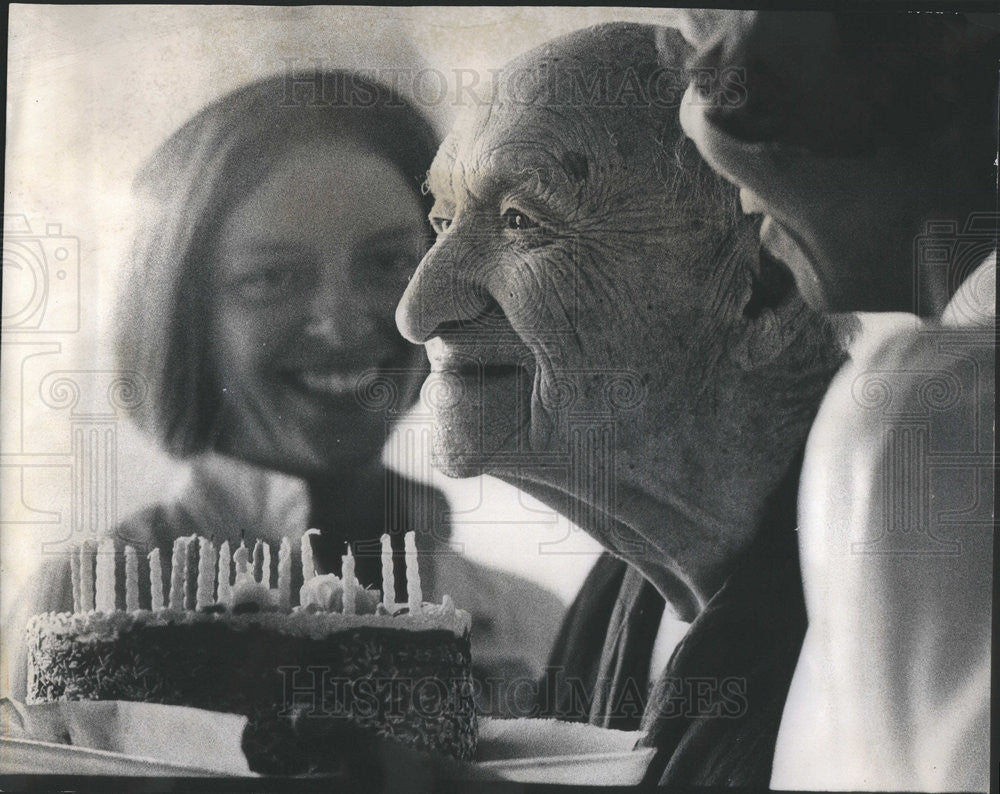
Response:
114,501,194,551
113,455,309,550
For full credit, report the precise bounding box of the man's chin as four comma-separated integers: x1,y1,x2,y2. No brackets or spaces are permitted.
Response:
428,428,514,480
430,456,486,480
426,402,540,480
422,372,533,478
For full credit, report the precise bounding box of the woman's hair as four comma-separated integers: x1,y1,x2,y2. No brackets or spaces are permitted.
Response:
116,72,440,457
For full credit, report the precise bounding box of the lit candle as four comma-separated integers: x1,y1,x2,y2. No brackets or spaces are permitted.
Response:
252,540,264,584
124,545,139,611
404,532,422,614
301,529,318,581
70,546,81,613
342,546,356,615
262,542,272,588
149,548,164,610
168,536,189,610
96,538,116,613
80,541,95,612
381,534,395,609
277,537,291,610
185,533,199,609
196,537,217,609
234,543,250,582
216,540,231,605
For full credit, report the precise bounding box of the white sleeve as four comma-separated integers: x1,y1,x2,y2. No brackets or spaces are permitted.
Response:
772,318,993,791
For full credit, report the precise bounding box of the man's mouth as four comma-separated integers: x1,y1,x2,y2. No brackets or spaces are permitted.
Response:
759,217,804,271
435,361,526,378
739,189,813,277
425,335,533,379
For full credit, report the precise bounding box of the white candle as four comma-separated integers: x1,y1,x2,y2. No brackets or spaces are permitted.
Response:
96,538,116,613
277,538,291,610
196,537,217,609
381,534,395,609
301,529,318,581
252,540,264,583
234,543,250,582
124,545,139,611
261,542,272,588
186,534,199,609
404,531,422,614
217,541,231,605
168,536,188,610
149,548,164,610
70,547,81,613
80,541,95,612
342,546,356,615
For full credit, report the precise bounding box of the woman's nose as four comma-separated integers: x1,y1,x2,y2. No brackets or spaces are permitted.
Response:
395,230,493,344
303,266,376,345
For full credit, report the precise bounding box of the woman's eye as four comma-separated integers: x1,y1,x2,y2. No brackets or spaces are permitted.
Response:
431,216,452,234
502,208,539,231
234,266,308,301
256,269,296,290
373,250,416,273
263,269,293,287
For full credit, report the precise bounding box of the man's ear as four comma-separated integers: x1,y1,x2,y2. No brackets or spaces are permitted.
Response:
730,247,801,370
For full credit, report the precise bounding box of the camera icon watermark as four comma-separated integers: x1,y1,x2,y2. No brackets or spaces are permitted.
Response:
913,213,997,323
1,214,80,333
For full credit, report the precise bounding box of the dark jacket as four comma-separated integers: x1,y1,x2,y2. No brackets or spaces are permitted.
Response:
538,465,805,788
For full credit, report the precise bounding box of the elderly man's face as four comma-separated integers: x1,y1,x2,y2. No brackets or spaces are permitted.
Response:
395,48,759,549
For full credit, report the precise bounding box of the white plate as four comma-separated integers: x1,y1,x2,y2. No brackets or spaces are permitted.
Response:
473,718,656,785
2,714,658,783
0,737,248,776
477,747,657,786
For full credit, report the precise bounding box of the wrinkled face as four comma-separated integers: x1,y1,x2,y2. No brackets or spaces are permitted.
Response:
210,139,426,478
395,80,748,549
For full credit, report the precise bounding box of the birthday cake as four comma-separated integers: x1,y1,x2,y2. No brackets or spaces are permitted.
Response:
24,531,477,774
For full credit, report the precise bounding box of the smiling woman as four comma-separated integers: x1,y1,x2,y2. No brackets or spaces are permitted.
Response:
6,71,565,705
120,73,437,465
115,73,440,587
207,140,426,478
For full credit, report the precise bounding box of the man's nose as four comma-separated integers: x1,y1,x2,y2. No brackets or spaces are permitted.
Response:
395,230,493,344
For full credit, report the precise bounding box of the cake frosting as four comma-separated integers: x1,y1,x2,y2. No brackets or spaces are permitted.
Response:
25,531,477,773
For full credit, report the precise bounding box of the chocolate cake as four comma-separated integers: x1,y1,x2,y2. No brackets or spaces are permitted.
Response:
25,532,477,773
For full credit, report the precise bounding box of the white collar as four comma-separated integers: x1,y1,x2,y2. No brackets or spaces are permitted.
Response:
941,250,996,328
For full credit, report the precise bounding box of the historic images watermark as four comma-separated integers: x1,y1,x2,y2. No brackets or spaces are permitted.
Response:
278,59,747,112
2,215,80,334
279,665,748,722
1,214,148,556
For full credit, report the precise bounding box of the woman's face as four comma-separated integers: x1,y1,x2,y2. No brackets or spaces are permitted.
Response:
208,138,427,478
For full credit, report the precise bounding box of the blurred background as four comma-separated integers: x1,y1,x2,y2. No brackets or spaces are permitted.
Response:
3,6,689,612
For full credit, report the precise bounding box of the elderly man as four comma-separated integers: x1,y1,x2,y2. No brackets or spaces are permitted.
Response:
396,23,846,786
677,12,996,790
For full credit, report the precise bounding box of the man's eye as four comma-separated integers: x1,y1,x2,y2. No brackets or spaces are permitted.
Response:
431,216,452,234
502,208,539,231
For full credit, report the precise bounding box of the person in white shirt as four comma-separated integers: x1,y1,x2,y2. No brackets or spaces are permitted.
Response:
673,11,996,791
